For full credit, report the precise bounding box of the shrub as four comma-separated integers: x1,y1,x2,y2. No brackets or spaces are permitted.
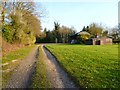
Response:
2,26,13,43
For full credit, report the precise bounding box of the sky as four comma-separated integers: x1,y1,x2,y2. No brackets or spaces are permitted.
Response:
35,0,119,32
119,1,120,24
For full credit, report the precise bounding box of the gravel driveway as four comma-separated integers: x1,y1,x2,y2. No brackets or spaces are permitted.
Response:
42,45,76,88
4,44,77,88
5,46,39,88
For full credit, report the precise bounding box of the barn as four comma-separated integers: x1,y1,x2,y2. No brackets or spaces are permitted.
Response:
85,37,112,45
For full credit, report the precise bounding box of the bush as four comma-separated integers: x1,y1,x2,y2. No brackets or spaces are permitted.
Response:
2,26,13,43
22,32,35,45
13,30,35,45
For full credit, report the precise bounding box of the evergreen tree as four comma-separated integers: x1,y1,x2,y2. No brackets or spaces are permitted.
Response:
82,26,86,31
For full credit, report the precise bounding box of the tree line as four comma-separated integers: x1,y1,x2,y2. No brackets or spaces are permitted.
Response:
36,22,76,43
36,22,119,44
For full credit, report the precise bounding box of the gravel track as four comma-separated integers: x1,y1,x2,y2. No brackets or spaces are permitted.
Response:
5,46,39,88
42,45,77,88
4,44,77,88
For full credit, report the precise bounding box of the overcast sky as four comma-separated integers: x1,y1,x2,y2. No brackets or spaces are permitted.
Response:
36,0,119,32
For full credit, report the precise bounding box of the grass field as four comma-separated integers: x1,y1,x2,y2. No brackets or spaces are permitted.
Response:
45,44,119,88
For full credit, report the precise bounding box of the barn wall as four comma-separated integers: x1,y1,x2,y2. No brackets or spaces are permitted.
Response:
97,38,112,45
85,38,112,45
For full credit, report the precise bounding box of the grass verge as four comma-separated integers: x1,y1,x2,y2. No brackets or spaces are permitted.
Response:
30,46,51,88
2,45,36,64
45,44,119,88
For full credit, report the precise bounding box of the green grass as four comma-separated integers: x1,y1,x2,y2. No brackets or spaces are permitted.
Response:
2,45,36,87
45,44,119,88
30,46,51,88
2,45,36,64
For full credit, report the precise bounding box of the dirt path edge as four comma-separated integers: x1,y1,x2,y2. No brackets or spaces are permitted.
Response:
43,45,77,88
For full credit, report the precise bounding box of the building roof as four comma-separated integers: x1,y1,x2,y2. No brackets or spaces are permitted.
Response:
88,36,112,40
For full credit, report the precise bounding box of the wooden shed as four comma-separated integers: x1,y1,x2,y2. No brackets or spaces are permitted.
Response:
85,37,112,45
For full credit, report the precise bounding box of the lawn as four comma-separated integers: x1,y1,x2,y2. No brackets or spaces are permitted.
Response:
45,44,119,88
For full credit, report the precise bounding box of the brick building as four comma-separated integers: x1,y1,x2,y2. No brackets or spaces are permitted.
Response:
85,37,112,45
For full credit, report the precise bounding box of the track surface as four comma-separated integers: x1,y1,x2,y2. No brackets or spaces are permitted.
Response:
42,45,76,88
5,45,76,88
5,46,38,88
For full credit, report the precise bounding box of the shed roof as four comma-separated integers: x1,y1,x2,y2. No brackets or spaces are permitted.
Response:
88,37,112,40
